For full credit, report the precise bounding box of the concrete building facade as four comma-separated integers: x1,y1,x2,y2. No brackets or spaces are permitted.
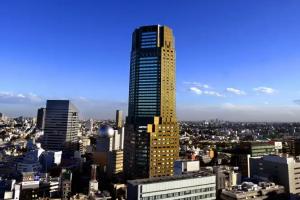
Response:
235,142,276,177
174,159,200,175
250,155,300,197
127,172,216,200
115,110,123,129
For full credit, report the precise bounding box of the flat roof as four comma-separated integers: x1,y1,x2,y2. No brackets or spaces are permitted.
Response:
127,171,214,186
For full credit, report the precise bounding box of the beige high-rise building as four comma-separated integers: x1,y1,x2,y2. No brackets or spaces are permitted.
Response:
124,25,179,179
116,110,123,128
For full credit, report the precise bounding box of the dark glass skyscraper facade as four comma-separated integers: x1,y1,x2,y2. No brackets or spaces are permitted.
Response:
43,100,79,153
36,107,46,130
124,25,179,179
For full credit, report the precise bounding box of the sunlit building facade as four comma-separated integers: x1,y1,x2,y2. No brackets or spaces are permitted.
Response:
124,25,179,178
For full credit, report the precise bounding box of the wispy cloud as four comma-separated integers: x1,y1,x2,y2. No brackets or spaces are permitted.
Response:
188,86,224,97
0,91,43,104
185,81,224,97
203,90,224,97
203,84,210,89
226,87,246,95
0,91,127,119
253,87,276,94
183,81,211,89
189,87,202,95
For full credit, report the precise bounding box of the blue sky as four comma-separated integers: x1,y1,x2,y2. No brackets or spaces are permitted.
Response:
1,0,300,121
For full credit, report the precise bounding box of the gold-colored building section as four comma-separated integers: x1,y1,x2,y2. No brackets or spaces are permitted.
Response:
110,150,123,176
148,117,179,177
160,27,176,122
148,26,179,177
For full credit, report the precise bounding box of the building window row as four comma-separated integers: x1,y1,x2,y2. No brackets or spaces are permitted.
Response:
139,63,159,66
141,31,156,35
139,56,158,60
141,187,215,200
141,40,157,44
139,60,158,64
141,45,157,48
139,68,158,71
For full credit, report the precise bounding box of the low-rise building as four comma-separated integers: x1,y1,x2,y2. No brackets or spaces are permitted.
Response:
213,166,242,194
250,155,300,196
234,142,276,177
127,172,216,200
220,181,286,200
174,159,200,175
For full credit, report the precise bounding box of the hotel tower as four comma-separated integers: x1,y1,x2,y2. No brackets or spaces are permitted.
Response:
124,25,179,178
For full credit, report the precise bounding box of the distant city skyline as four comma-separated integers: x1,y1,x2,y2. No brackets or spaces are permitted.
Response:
1,0,300,121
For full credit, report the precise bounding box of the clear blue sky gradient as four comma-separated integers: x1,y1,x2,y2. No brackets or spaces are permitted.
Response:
1,0,300,120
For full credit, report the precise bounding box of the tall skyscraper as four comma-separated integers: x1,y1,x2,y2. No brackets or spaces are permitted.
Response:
116,110,123,128
43,100,79,153
124,25,179,179
36,107,46,130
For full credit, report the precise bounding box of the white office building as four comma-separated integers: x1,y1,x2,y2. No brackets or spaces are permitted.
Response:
174,159,200,175
127,172,216,200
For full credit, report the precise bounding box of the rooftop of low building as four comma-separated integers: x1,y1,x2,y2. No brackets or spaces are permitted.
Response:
127,171,214,185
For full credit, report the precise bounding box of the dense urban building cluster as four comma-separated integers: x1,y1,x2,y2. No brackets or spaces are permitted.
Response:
1,25,300,200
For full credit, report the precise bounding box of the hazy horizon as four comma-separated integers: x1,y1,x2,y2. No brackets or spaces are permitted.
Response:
1,96,300,122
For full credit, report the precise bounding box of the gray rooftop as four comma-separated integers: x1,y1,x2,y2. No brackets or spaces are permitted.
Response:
127,171,214,185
